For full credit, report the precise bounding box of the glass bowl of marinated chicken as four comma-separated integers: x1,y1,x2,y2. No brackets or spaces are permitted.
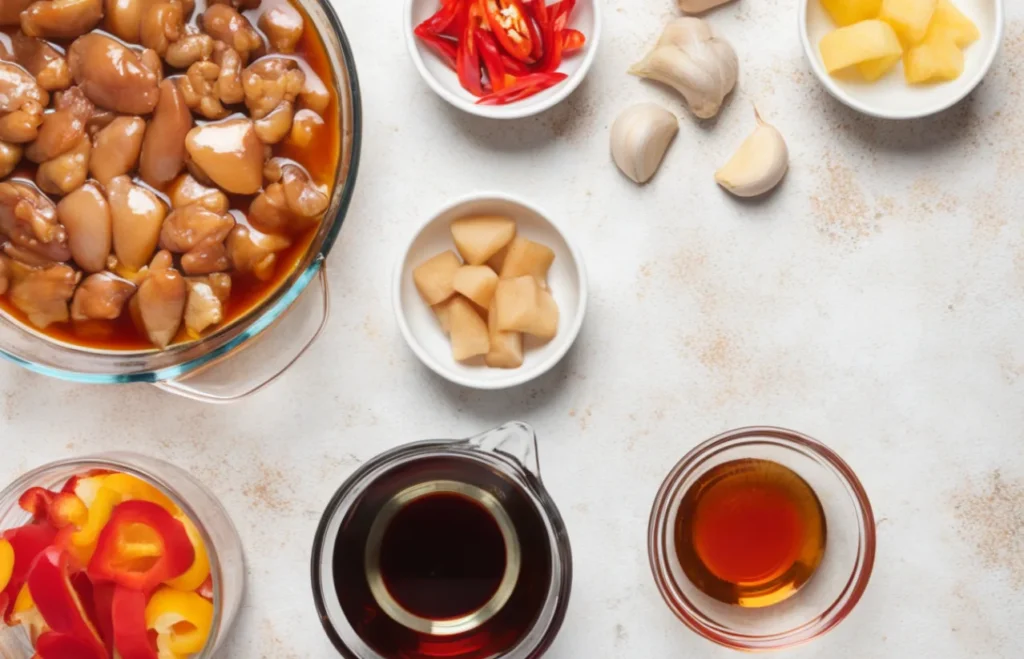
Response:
0,0,361,402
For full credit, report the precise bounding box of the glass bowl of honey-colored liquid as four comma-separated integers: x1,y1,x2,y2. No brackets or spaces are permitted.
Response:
648,426,876,651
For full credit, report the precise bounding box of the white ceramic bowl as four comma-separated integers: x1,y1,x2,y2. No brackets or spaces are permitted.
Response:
404,0,601,119
394,193,587,390
799,0,1004,119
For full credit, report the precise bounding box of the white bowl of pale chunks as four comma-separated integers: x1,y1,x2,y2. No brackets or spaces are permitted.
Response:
394,192,587,390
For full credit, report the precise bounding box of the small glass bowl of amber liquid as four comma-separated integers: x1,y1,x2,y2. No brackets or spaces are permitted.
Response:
648,427,875,651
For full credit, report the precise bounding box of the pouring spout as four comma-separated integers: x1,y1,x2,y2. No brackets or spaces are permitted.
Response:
465,422,541,479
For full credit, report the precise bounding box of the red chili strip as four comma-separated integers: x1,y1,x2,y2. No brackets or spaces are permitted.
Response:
415,26,459,70
475,28,508,91
476,72,567,105
562,28,585,53
416,0,465,36
456,4,487,96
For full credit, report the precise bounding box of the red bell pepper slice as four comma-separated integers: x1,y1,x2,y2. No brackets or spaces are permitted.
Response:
26,547,106,659
0,523,57,622
456,2,487,96
476,71,567,104
19,487,56,520
92,583,116,652
20,488,89,530
86,501,194,593
475,28,508,91
414,26,459,70
416,0,465,36
482,0,535,62
36,632,106,659
112,586,157,659
562,28,585,53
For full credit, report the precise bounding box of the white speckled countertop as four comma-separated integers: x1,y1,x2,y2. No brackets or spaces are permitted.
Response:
3,0,1024,657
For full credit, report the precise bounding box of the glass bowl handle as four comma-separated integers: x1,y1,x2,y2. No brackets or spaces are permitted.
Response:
152,263,330,404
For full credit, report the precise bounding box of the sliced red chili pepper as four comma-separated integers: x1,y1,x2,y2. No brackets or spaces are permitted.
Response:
26,547,107,659
86,500,194,593
476,71,567,105
0,523,57,622
416,0,465,36
551,0,576,23
112,586,158,659
526,12,544,61
475,28,508,91
456,3,487,96
500,52,533,75
483,0,534,62
538,18,563,72
415,26,459,70
562,28,585,53
530,0,549,26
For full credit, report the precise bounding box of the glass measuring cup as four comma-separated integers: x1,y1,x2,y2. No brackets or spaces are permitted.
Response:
310,422,572,659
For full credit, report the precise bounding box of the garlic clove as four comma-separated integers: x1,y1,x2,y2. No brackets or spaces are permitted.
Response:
715,109,788,198
629,17,738,120
677,0,737,14
611,103,679,184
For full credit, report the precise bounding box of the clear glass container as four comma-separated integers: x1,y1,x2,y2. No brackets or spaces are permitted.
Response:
648,426,876,651
311,423,573,659
0,453,245,659
0,0,362,404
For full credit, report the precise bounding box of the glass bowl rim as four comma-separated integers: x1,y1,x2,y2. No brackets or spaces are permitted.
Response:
0,453,238,659
647,425,876,652
0,0,363,385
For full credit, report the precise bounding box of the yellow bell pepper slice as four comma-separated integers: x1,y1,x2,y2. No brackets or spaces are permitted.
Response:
0,539,13,593
11,585,47,643
103,473,181,516
164,516,210,592
68,486,123,564
145,587,214,655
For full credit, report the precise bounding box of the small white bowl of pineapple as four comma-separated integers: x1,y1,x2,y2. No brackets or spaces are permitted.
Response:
800,0,1004,119
394,192,587,390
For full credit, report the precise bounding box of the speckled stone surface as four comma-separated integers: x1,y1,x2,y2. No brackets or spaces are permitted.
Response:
2,0,1024,657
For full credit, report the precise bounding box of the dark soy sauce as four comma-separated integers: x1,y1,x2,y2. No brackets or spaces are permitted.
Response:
379,492,506,620
332,456,552,659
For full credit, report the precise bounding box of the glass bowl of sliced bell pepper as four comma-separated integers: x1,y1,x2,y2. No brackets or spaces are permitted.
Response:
0,454,244,659
405,0,601,118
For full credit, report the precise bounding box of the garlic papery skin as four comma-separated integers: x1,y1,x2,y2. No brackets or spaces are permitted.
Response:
611,103,679,184
677,0,736,14
715,109,788,198
629,18,738,119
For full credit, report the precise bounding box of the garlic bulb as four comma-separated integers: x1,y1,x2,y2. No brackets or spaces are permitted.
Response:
715,109,788,198
629,18,738,119
610,103,679,184
677,0,736,13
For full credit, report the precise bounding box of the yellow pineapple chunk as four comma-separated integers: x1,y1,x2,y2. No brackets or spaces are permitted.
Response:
904,34,964,83
926,0,979,47
820,20,904,78
879,0,937,44
820,0,883,27
857,53,902,80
